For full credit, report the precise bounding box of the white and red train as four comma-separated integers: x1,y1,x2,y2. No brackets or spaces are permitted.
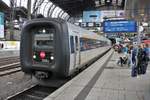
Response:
20,18,111,86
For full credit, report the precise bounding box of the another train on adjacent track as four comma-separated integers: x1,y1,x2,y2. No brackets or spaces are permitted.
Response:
20,18,111,86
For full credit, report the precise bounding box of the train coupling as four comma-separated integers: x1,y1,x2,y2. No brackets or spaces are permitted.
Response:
35,71,49,79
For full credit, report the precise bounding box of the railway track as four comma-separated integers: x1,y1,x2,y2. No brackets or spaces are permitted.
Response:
4,50,111,99
0,56,20,66
0,56,19,60
0,62,21,77
6,85,57,100
0,56,21,76
0,56,19,61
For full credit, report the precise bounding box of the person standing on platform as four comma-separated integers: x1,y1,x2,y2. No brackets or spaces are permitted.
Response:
142,44,149,74
123,45,129,65
131,45,138,77
136,44,148,75
127,45,132,67
123,45,128,55
137,44,143,74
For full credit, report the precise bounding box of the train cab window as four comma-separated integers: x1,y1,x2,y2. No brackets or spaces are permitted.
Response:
31,27,55,64
70,36,75,53
32,27,55,47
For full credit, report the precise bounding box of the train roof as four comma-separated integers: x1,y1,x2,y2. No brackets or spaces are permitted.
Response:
22,18,109,42
23,18,65,25
67,22,107,41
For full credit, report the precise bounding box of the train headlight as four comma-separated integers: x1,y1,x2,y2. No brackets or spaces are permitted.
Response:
50,56,54,60
43,29,46,33
33,55,36,59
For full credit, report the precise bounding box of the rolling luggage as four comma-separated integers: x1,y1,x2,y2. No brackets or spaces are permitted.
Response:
131,65,137,77
141,62,148,74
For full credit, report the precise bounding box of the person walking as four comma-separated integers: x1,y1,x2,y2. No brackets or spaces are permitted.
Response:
142,44,149,74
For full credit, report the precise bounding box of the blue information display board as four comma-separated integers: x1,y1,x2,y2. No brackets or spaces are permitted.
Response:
103,20,137,33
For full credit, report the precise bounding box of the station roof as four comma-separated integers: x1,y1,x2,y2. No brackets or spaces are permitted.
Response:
0,0,10,20
1,0,126,21
125,0,150,21
0,0,10,12
50,0,125,17
14,7,28,19
49,0,95,16
5,0,149,22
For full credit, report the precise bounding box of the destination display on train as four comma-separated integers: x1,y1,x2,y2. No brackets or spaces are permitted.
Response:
103,20,137,33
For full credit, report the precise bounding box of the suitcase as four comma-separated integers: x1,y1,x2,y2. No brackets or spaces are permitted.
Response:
131,65,137,77
141,62,148,74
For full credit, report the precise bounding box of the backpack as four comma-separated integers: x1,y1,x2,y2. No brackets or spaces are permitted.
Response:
144,48,149,61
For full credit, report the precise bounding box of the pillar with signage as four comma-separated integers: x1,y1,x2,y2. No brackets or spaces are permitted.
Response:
0,12,4,38
138,25,144,44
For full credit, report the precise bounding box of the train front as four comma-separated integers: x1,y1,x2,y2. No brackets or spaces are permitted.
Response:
20,18,70,82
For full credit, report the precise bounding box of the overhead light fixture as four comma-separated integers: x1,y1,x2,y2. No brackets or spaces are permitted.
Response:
140,13,144,16
95,1,100,7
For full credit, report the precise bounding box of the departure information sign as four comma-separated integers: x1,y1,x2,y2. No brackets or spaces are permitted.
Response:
103,20,137,33
0,12,4,38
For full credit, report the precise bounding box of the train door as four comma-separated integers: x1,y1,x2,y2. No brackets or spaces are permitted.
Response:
70,36,80,70
70,36,76,69
75,36,80,66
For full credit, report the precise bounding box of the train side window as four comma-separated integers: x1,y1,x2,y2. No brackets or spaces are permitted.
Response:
75,36,78,51
80,38,89,51
70,36,75,53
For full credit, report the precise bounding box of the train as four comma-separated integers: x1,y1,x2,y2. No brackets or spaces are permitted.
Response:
20,18,111,86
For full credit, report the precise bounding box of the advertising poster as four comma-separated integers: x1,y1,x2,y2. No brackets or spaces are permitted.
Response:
83,10,125,22
83,11,101,22
0,12,4,38
100,10,125,21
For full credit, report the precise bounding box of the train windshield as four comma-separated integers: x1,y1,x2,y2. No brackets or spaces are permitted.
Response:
32,27,55,47
31,27,55,64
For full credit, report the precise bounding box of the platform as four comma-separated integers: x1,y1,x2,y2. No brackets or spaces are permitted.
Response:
0,49,19,58
44,50,150,100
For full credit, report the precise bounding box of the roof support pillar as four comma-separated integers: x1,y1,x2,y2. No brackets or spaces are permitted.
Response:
27,0,32,20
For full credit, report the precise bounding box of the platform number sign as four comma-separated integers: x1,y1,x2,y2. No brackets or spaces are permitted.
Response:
0,12,4,38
